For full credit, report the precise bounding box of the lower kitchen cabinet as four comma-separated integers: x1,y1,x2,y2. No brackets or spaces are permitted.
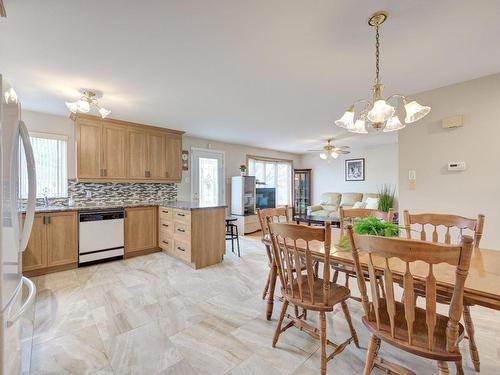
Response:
22,211,78,276
124,206,159,257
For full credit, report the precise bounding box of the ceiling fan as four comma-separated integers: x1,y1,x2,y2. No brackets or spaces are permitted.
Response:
307,139,350,161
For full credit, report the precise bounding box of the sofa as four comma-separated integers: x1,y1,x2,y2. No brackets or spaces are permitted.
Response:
307,192,379,220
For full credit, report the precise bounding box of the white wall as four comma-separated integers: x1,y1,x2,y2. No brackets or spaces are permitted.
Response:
22,110,76,178
178,135,301,207
398,73,500,248
301,143,399,205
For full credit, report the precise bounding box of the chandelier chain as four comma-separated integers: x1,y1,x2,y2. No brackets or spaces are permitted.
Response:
375,25,380,85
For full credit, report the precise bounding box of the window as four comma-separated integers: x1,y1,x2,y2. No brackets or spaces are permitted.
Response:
20,133,68,198
247,156,292,206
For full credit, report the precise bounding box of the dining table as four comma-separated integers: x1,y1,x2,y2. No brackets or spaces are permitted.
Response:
262,231,500,321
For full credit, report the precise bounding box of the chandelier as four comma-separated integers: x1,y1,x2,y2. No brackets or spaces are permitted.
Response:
335,11,430,133
65,89,111,118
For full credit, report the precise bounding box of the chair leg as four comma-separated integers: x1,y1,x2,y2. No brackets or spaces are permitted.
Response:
266,261,278,320
272,300,289,347
341,301,359,348
319,311,327,375
294,305,300,317
262,271,271,300
332,269,339,283
363,336,380,375
230,225,234,253
455,360,465,375
437,361,449,374
463,305,480,372
345,273,350,288
235,225,241,257
314,261,319,277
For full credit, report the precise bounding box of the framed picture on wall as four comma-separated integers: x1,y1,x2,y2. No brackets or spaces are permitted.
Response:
345,158,365,181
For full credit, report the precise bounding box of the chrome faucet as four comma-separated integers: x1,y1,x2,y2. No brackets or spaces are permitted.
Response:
43,194,49,207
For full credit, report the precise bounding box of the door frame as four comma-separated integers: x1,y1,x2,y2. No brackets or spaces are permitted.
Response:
190,147,226,205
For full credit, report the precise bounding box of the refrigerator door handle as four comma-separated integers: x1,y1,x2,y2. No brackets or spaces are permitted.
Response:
6,277,36,327
19,120,37,252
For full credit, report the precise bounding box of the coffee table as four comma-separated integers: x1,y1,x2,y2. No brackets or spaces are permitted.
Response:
293,214,340,228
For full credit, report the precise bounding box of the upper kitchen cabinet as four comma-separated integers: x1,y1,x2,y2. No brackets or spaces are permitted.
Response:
73,114,184,183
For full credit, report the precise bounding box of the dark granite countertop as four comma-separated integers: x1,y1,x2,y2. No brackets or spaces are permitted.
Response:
26,200,226,213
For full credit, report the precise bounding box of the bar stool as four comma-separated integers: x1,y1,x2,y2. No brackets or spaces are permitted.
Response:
225,216,240,256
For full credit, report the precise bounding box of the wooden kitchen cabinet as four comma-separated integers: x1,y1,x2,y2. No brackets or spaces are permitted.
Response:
102,123,127,179
127,129,148,179
76,117,102,179
22,211,78,276
125,206,159,257
22,214,47,272
74,113,184,183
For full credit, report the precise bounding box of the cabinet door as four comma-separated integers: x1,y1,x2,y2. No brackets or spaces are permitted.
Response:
46,212,78,267
77,118,102,178
165,136,182,181
127,130,148,179
125,207,158,253
147,133,166,179
22,214,47,272
102,123,127,179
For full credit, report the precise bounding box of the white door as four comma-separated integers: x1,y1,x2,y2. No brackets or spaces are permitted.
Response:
191,148,225,206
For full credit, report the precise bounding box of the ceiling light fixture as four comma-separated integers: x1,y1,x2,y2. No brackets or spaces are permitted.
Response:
308,139,350,162
65,89,111,118
335,11,430,133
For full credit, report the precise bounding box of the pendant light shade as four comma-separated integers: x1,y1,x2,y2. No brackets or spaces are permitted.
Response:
65,89,111,118
319,152,327,160
331,151,339,159
367,100,395,123
404,100,431,123
383,116,405,132
351,118,368,134
334,109,354,129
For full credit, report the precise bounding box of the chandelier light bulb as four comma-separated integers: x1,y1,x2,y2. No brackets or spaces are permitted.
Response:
335,109,354,129
98,107,112,118
331,151,339,159
319,152,327,160
367,100,395,123
383,115,405,132
404,100,431,123
65,101,79,113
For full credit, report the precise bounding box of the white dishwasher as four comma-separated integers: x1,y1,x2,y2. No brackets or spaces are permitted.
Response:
79,210,125,265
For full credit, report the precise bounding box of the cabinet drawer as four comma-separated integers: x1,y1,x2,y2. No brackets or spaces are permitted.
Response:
159,232,173,252
159,219,174,235
173,209,191,224
159,207,173,220
173,239,191,262
174,221,191,237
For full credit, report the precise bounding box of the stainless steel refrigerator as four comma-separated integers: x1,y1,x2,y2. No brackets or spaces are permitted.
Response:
0,75,37,374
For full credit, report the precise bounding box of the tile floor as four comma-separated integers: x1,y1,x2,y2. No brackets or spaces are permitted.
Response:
21,236,500,374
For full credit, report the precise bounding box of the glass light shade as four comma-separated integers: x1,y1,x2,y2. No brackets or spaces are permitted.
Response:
319,152,327,160
76,99,90,113
330,151,339,159
335,110,354,129
349,118,368,134
404,100,431,123
383,116,405,132
99,107,111,118
367,100,395,123
4,88,18,104
65,101,80,113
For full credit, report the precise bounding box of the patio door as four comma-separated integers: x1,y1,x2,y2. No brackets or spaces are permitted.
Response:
191,148,225,206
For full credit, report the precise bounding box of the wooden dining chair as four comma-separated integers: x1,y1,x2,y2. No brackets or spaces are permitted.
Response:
337,207,395,295
268,220,359,375
347,225,474,375
403,210,485,372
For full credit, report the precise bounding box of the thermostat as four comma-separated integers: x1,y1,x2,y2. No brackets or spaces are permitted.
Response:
448,161,466,171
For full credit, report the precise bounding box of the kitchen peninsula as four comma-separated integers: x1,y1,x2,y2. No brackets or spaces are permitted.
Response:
22,200,227,276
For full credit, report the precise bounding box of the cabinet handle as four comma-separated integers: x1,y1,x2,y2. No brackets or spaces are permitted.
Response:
177,213,185,217
162,240,169,245
177,246,185,252
162,224,169,227
47,216,51,224
42,216,46,225
162,210,169,214
100,169,103,177
103,169,107,177
177,228,185,233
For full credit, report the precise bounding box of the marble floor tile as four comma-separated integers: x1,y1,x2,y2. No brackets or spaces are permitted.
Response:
30,325,110,375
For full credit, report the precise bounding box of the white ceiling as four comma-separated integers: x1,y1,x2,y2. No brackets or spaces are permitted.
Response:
2,0,500,153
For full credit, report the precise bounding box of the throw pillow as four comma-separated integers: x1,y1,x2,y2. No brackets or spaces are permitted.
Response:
352,201,367,209
365,197,379,210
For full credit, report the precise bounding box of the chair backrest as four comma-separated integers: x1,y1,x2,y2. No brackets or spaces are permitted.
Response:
403,210,485,248
347,226,474,354
339,207,395,237
256,206,289,239
268,220,332,307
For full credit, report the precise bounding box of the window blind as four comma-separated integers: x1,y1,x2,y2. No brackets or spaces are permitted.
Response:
247,157,292,206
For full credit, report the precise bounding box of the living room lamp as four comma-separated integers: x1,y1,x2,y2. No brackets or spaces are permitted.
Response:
334,11,430,133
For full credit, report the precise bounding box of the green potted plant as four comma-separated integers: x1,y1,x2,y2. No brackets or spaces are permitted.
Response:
338,216,401,250
239,164,247,176
377,183,395,213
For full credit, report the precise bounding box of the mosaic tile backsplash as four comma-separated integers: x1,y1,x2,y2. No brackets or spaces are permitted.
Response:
29,179,177,207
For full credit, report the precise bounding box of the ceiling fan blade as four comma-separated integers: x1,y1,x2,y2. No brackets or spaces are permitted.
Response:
335,150,351,154
307,149,323,152
334,145,350,150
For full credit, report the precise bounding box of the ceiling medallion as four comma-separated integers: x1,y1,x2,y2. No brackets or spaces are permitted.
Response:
335,11,430,133
65,89,111,118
